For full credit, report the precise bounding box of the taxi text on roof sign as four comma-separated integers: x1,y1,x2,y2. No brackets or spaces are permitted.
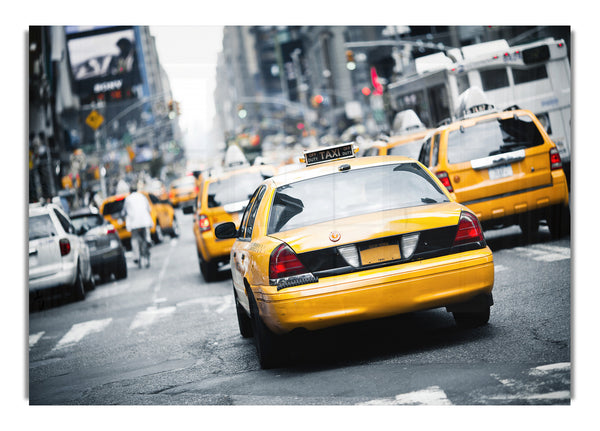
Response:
302,143,357,166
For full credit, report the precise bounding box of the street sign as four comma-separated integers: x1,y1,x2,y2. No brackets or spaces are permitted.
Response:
86,110,104,130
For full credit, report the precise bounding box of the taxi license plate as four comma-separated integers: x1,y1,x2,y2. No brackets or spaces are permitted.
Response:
360,242,401,265
488,164,513,180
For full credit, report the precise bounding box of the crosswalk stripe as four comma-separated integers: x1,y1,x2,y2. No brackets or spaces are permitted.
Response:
512,245,570,262
357,386,452,405
53,318,112,350
129,306,176,331
29,331,44,349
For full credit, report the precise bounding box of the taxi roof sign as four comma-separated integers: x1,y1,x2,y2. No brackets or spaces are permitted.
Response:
301,143,358,166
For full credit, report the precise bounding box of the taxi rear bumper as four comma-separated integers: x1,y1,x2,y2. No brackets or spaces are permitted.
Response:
462,170,569,223
254,248,494,334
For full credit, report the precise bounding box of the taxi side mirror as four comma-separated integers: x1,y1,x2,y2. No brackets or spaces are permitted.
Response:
215,222,238,239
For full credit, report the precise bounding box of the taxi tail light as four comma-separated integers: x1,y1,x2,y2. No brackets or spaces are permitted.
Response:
105,226,116,235
550,147,562,170
269,244,308,279
198,214,211,232
436,171,454,193
453,212,484,246
59,238,71,256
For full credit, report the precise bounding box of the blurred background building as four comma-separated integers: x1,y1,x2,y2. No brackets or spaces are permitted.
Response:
29,25,570,205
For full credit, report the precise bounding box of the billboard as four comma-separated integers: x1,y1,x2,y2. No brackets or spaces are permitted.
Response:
65,26,141,102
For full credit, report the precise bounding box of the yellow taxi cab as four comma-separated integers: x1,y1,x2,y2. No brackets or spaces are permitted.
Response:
361,129,431,158
168,175,199,214
100,191,179,249
193,164,275,281
417,88,570,240
215,142,495,368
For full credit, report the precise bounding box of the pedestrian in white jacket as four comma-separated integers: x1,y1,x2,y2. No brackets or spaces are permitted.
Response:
123,186,153,263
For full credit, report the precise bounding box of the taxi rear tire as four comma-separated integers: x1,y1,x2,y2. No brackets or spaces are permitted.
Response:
452,307,490,328
547,205,570,239
248,289,283,369
199,258,218,282
152,224,164,244
234,289,253,338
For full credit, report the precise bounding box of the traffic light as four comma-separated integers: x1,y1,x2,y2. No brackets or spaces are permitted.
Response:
346,50,356,71
361,86,371,97
311,94,324,108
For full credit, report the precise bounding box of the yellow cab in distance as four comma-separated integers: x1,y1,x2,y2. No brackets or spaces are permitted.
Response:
168,174,199,214
215,142,495,368
361,129,431,158
417,87,570,239
100,191,178,249
194,164,275,281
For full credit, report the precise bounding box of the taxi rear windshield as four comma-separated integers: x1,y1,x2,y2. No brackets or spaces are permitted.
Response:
102,200,125,216
446,114,544,164
207,171,266,208
267,162,449,234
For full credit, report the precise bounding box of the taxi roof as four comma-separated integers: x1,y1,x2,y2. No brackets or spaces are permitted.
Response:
203,163,276,185
267,155,417,189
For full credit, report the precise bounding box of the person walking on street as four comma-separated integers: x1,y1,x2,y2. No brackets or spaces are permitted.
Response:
123,185,153,267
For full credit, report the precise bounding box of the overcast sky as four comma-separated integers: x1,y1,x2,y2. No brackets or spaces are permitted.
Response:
150,26,224,162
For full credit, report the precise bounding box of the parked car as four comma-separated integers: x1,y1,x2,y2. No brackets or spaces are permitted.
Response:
216,143,494,368
70,207,127,282
29,202,95,302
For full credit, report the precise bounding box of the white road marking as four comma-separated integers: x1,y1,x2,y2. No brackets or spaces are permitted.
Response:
129,306,176,331
529,362,570,376
53,318,112,350
358,386,452,405
494,264,508,273
29,331,44,349
512,244,570,262
176,296,232,313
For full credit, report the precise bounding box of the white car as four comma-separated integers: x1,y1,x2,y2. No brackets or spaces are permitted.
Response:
29,202,95,302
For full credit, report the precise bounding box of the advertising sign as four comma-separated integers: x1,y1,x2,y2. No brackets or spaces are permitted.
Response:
66,26,141,102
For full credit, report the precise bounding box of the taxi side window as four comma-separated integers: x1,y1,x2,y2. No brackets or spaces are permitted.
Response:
418,137,432,167
431,133,440,167
244,186,266,239
148,194,159,204
239,186,265,240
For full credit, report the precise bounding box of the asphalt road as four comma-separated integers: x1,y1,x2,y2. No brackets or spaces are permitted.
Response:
25,211,577,423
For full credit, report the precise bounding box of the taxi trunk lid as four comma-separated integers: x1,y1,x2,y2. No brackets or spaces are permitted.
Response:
268,202,463,254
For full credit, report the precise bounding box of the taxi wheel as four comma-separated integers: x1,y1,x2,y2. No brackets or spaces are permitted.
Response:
200,259,218,282
452,306,490,328
234,290,253,338
248,290,283,369
547,205,570,239
519,217,539,243
169,216,180,238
